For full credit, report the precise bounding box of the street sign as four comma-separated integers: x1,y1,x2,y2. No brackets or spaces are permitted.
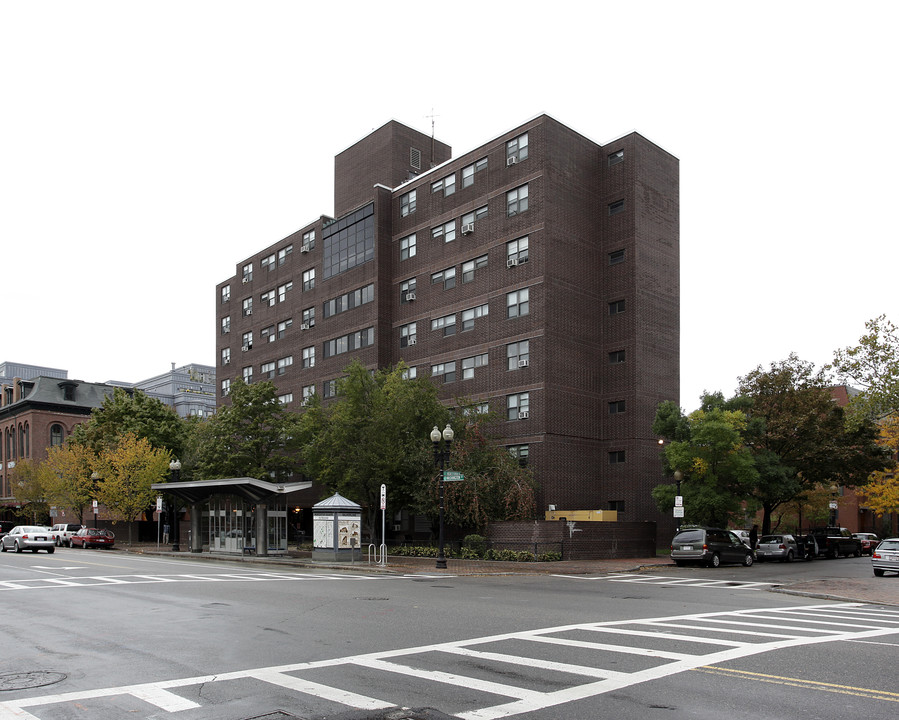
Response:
380,484,387,510
673,506,685,518
156,496,163,512
443,470,464,482
674,495,683,507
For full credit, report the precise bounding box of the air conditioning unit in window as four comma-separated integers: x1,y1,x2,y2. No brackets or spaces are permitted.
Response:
241,344,250,352
301,244,311,253
518,410,529,419
461,223,474,235
408,337,417,345
506,257,519,268
242,277,250,284
300,322,310,330
518,358,529,368
393,524,402,531
222,327,230,333
406,292,416,301
507,156,518,166
245,309,252,316
223,358,230,365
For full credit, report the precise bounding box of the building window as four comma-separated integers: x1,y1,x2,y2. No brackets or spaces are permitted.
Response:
609,350,626,364
261,253,275,271
431,266,456,290
462,205,488,226
609,400,626,414
278,393,293,405
222,347,231,365
507,392,530,420
507,236,529,265
277,356,293,375
506,287,530,317
221,379,231,397
323,379,337,399
221,316,231,334
608,150,624,166
608,199,625,216
278,319,292,338
302,270,315,292
400,189,416,217
241,331,253,351
609,450,626,464
302,385,315,405
508,444,529,467
609,249,626,265
461,353,488,380
461,255,488,283
431,173,456,197
243,366,253,383
431,314,456,337
400,322,417,348
302,346,315,369
261,361,275,379
432,220,456,243
401,366,417,380
463,402,490,417
242,263,253,282
323,202,375,280
221,285,231,303
324,283,375,318
431,361,456,384
462,157,487,188
303,229,316,250
507,132,529,163
507,340,530,370
261,290,276,307
279,244,294,264
461,303,488,331
507,184,529,216
242,298,253,316
609,299,626,315
400,233,417,260
302,307,315,328
401,278,416,303
325,327,375,358
261,325,275,343
50,424,64,447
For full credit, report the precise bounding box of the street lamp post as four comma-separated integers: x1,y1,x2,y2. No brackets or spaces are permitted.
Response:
169,459,182,552
90,471,101,528
430,424,454,570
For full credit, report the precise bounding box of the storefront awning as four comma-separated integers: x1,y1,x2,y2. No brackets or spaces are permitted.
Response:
151,477,312,505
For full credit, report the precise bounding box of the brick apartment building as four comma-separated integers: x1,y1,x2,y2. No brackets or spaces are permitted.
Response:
216,114,680,529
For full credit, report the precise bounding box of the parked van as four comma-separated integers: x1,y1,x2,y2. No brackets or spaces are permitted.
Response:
671,527,755,568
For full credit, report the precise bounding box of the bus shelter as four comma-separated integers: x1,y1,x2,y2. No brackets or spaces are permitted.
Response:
151,477,311,555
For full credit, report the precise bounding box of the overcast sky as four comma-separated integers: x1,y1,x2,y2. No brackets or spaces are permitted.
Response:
2,1,896,410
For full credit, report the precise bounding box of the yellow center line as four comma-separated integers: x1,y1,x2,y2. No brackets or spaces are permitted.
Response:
694,666,899,702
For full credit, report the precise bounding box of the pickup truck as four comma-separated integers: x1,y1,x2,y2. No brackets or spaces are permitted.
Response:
49,523,85,547
809,527,862,558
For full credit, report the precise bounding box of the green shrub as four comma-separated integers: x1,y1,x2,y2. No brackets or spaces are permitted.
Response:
537,551,562,562
463,534,487,557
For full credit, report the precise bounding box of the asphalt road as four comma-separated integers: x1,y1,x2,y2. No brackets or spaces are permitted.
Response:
0,549,896,720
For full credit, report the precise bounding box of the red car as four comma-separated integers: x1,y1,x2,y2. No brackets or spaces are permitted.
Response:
854,533,880,555
70,528,115,549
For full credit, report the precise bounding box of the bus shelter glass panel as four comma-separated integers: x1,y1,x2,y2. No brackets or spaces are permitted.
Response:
208,495,255,553
267,498,288,553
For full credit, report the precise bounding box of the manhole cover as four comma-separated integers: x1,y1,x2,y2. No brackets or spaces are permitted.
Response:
0,671,67,691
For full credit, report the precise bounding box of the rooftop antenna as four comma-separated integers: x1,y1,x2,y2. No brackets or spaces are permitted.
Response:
426,108,439,166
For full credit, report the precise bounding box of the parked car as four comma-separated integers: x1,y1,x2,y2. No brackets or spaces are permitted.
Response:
731,529,752,548
756,534,799,562
853,533,880,556
872,538,899,577
0,526,55,553
0,520,16,540
809,527,862,558
671,527,755,567
70,527,115,549
49,523,84,547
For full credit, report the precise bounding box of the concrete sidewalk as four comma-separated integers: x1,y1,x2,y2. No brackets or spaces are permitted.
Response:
116,543,898,607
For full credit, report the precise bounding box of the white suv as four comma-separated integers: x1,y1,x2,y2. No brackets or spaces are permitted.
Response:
49,523,84,547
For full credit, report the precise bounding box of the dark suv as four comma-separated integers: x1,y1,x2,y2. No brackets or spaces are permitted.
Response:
0,520,15,540
671,527,755,568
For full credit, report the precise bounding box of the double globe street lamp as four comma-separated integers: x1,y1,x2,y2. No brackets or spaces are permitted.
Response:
430,424,454,570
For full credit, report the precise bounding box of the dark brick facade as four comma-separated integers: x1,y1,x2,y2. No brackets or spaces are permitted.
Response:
486,520,657,560
217,115,679,531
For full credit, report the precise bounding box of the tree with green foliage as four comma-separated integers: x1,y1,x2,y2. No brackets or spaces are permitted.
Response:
833,314,899,418
738,354,891,534
297,361,447,534
70,387,189,460
192,378,300,481
652,393,758,527
44,442,97,524
94,432,171,544
417,407,537,532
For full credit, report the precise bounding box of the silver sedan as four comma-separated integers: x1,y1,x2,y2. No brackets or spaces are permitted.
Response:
872,538,899,577
0,526,55,553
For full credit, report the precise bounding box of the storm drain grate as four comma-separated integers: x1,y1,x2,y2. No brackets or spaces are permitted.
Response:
0,671,67,691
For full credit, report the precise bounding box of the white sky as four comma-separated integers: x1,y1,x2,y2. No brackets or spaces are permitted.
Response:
2,1,896,410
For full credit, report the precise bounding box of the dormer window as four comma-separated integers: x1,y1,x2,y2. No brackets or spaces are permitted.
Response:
58,381,77,401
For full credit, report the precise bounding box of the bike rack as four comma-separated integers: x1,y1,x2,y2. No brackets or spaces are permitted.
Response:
368,543,388,566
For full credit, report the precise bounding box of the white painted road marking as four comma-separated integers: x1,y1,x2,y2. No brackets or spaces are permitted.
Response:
1,603,897,719
555,572,778,590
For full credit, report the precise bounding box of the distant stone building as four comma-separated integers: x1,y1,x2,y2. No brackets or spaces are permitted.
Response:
118,363,217,419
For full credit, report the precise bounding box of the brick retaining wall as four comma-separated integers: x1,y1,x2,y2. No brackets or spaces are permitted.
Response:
486,520,656,560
